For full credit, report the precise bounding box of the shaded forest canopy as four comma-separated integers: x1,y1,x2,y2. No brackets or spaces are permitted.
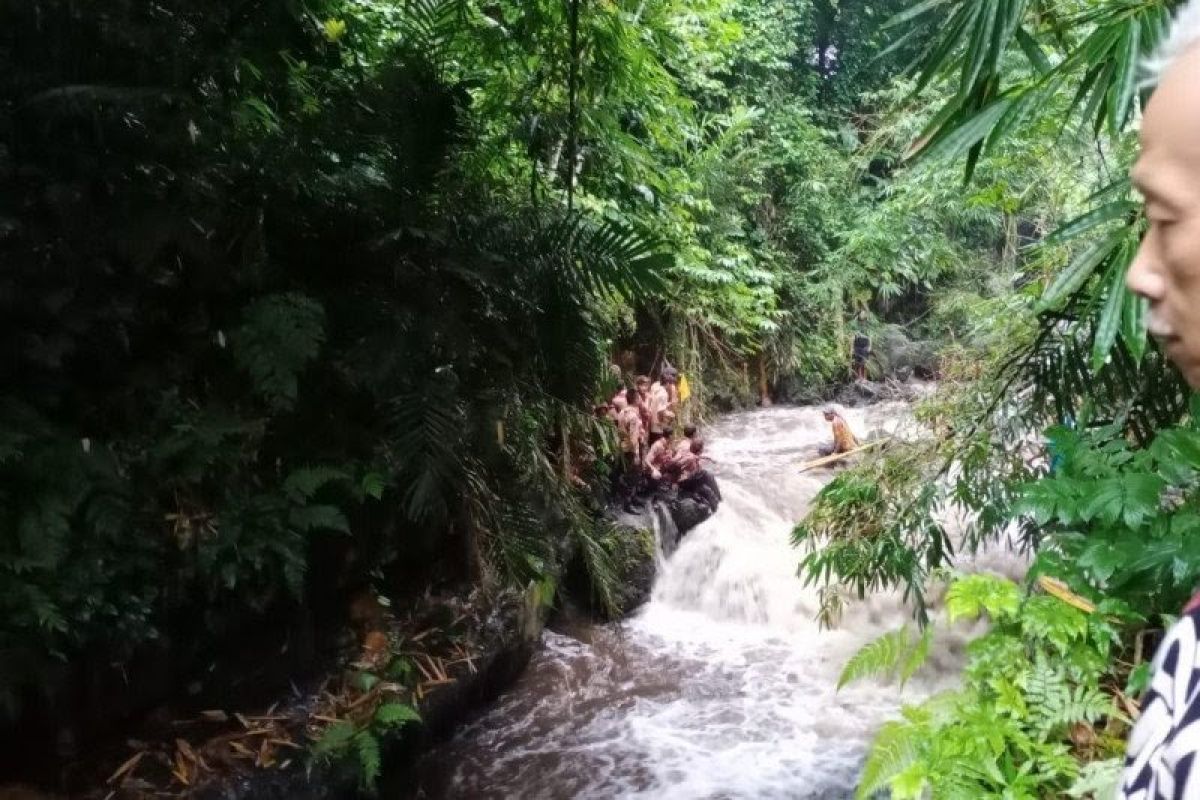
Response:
0,0,1140,793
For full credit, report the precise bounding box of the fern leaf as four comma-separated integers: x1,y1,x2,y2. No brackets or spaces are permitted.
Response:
899,626,932,687
838,627,912,691
312,720,357,760
856,719,923,800
232,293,325,410
374,702,421,730
353,730,382,791
288,504,350,534
284,466,350,502
945,574,1021,622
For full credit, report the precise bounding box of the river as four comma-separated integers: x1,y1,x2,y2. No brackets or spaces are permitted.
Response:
404,401,1007,799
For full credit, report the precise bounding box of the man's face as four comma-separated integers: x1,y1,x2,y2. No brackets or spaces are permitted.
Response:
1128,47,1200,387
823,412,835,421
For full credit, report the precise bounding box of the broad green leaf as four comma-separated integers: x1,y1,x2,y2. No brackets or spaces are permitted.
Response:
947,574,1021,621
856,721,922,800
987,76,1062,153
1080,479,1123,525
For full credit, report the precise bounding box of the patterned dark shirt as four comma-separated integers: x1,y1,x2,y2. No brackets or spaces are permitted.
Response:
1121,610,1200,798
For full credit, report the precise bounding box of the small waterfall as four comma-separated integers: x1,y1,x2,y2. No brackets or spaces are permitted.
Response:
409,399,1022,800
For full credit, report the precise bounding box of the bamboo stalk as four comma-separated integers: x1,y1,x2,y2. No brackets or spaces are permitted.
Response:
797,438,890,473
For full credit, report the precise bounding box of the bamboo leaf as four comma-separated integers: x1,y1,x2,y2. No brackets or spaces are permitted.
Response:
1108,18,1141,133
989,0,1027,78
1122,285,1149,362
961,0,999,97
1042,200,1138,246
1093,258,1128,372
884,0,956,29
987,77,1061,153
1038,227,1125,311
1015,25,1050,73
912,98,1011,164
915,5,977,92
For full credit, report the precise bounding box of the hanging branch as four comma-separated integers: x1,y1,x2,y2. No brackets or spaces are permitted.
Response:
565,0,581,212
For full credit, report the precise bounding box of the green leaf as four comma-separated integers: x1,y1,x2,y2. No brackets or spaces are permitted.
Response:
374,701,422,729
1014,25,1050,73
856,720,923,800
884,0,955,29
1042,201,1137,247
354,730,382,790
285,466,350,502
946,574,1021,622
914,98,1011,165
1067,758,1123,799
1125,662,1152,696
960,0,999,98
1092,259,1128,372
890,761,929,799
1037,227,1126,311
1122,280,1149,361
312,720,358,760
361,472,387,501
838,627,912,690
289,504,351,534
899,626,933,687
915,5,977,93
1108,18,1141,134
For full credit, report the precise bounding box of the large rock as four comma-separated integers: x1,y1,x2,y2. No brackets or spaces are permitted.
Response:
561,487,719,621
561,515,657,620
871,324,938,380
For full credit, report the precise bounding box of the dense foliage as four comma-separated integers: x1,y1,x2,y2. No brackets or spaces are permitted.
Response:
1,0,1025,747
4,0,1157,793
793,0,1200,795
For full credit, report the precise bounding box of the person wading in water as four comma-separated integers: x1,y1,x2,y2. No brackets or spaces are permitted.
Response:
1119,4,1200,795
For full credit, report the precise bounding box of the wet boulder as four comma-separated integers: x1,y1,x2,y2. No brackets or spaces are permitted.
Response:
871,324,938,380
561,514,658,621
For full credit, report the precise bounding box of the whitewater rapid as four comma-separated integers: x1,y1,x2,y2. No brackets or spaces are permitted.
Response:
405,402,1005,799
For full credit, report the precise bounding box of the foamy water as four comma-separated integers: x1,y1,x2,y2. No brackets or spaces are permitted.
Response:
405,402,1013,799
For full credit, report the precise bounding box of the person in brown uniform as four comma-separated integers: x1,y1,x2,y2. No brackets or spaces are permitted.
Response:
818,407,859,457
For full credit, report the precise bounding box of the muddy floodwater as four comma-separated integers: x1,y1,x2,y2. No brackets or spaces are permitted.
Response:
403,402,1009,799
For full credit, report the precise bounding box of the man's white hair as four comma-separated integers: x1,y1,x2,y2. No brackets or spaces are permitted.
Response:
1144,0,1200,86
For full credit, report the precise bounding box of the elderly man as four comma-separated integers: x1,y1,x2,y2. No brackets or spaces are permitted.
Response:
1121,4,1200,796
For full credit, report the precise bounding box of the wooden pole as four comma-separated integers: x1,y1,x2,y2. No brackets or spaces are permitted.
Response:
797,438,891,473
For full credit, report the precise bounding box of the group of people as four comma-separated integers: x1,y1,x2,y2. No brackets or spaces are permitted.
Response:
594,367,717,512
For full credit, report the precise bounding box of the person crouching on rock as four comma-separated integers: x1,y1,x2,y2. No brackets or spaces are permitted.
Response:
674,438,721,511
819,407,859,457
674,424,698,459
